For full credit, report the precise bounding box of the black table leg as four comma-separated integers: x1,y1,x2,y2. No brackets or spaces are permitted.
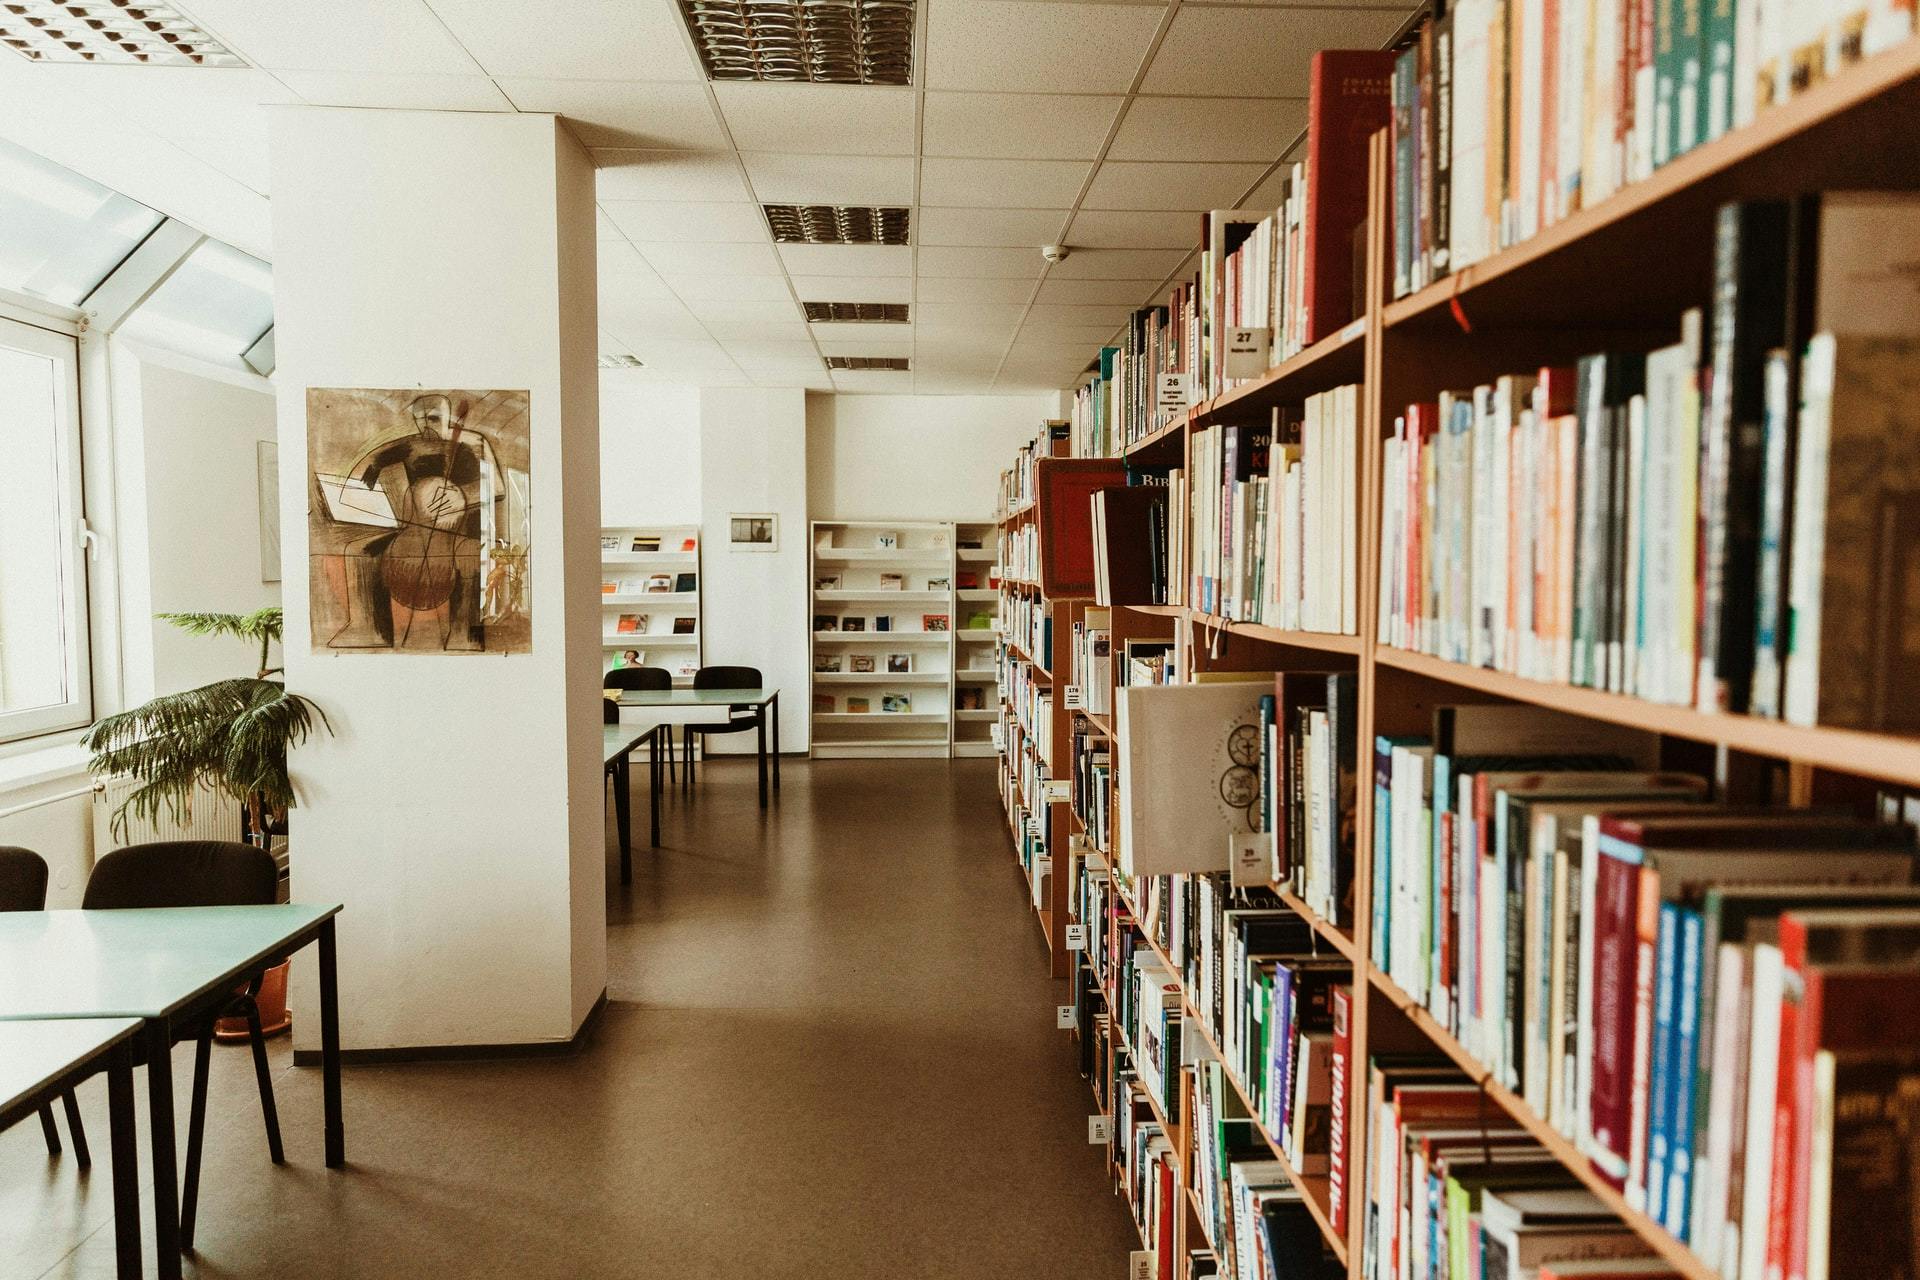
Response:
144,1016,182,1280
771,694,781,793
60,1090,89,1168
179,1019,213,1250
106,1040,140,1280
614,752,632,884
649,729,661,847
319,919,344,1168
756,707,768,808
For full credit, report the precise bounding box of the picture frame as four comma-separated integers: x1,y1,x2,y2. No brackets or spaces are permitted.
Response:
880,693,912,713
671,617,695,635
846,696,871,713
729,512,777,552
814,574,842,591
842,617,866,633
814,653,843,673
850,654,876,673
886,654,912,674
873,615,892,632
813,614,838,632
922,614,950,632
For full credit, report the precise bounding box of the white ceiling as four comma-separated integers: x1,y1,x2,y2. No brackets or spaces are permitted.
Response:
0,0,1412,394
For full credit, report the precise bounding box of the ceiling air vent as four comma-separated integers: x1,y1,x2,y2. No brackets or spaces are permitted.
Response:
0,1,244,65
803,302,909,324
597,354,646,369
764,205,909,246
677,0,914,85
825,356,909,372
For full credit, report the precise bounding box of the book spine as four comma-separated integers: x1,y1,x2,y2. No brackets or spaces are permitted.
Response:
1588,841,1641,1185
1782,334,1835,726
1645,900,1680,1221
1435,11,1456,277
1330,984,1352,1234
1666,906,1704,1240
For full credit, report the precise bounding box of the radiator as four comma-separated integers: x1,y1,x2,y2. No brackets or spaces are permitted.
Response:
92,779,290,897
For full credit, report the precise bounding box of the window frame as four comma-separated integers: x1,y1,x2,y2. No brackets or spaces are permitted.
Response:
0,301,92,744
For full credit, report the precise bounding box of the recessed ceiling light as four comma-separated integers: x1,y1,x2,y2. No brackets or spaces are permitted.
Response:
803,302,908,323
597,353,646,369
0,1,244,65
677,0,913,85
825,356,909,371
764,204,909,246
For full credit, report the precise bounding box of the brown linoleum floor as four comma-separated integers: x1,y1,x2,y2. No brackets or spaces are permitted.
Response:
1,757,1135,1278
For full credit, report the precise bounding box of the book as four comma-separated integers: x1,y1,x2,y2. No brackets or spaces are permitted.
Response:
850,655,875,673
616,614,646,634
1115,682,1267,877
1303,50,1397,343
674,571,696,593
644,573,671,593
846,696,870,713
671,617,694,635
922,614,949,632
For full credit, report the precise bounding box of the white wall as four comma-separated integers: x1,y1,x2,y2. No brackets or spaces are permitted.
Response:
699,387,808,753
108,342,281,702
806,392,1056,522
599,375,699,525
270,106,603,1051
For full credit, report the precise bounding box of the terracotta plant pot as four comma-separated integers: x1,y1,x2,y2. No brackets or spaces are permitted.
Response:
213,959,292,1043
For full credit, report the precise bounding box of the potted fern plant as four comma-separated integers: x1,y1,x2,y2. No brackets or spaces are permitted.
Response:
83,606,328,1036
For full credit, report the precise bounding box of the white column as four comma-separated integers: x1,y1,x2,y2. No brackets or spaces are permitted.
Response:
269,107,604,1051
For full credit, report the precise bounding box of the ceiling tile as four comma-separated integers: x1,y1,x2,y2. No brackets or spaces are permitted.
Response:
1141,7,1410,97
685,296,805,322
603,202,771,243
160,133,271,196
912,301,1029,329
173,0,481,74
913,277,1034,303
1046,248,1192,279
917,247,1047,279
715,84,918,156
276,70,513,111
831,370,917,393
1035,276,1164,305
1018,322,1124,346
739,152,916,205
921,92,1123,160
1082,160,1268,211
598,241,680,299
775,244,913,278
627,335,738,365
638,241,784,275
920,158,1091,209
425,0,703,79
496,80,727,149
595,151,750,202
597,207,625,239
996,370,1075,391
912,374,1002,394
703,319,814,341
1024,303,1137,329
657,274,796,301
721,339,822,361
600,296,710,340
918,207,1071,248
810,321,916,342
914,349,1006,373
1109,96,1309,163
926,0,1165,93
818,343,914,362
1064,209,1203,249
790,276,913,305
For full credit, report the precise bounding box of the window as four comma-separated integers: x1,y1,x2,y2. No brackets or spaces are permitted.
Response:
0,136,162,306
116,238,273,364
0,314,89,741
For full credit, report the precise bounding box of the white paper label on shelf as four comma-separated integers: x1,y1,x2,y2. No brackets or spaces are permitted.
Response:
1156,372,1190,414
1128,1251,1156,1280
1229,831,1268,888
1064,923,1087,951
1224,325,1271,378
1089,1115,1112,1145
1057,1004,1076,1029
1339,316,1367,343
1063,684,1084,710
1043,779,1071,804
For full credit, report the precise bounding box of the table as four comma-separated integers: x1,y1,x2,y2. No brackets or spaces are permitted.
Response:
0,1019,142,1278
617,687,781,807
0,905,345,1280
603,722,662,882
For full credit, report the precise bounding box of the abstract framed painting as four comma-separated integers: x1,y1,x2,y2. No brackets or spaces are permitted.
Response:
307,387,532,655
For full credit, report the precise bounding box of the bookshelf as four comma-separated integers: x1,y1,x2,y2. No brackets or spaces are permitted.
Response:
600,524,701,685
989,36,1920,1280
952,520,1002,758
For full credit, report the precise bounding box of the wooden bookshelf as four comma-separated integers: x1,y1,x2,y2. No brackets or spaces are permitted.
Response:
988,42,1920,1276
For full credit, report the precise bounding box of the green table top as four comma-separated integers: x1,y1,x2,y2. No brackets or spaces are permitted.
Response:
616,687,774,707
0,904,341,1022
603,723,655,763
0,1018,142,1115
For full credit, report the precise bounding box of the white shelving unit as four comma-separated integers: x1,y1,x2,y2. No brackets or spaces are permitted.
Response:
600,524,702,686
807,519,1003,760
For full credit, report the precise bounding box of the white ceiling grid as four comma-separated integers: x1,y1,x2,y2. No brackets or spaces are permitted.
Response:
0,0,1414,393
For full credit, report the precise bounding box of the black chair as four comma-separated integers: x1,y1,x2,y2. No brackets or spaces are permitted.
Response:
83,841,285,1245
0,846,90,1167
604,665,675,781
683,665,764,786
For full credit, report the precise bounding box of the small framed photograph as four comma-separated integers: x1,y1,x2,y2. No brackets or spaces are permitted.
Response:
671,616,695,635
922,613,950,632
729,513,777,552
815,574,842,592
880,693,912,713
674,571,697,592
873,615,892,632
847,696,871,714
814,653,843,673
925,575,950,591
617,613,647,634
886,653,912,673
842,616,866,633
850,654,876,673
617,648,646,667
644,574,672,593
814,614,838,632
877,572,905,591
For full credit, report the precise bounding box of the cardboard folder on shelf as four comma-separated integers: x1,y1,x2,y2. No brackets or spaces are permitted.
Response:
1034,457,1128,596
1116,679,1268,876
1092,484,1170,607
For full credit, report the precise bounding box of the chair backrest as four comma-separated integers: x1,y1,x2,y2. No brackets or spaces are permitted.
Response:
693,665,761,692
83,841,278,910
603,666,672,692
0,846,49,912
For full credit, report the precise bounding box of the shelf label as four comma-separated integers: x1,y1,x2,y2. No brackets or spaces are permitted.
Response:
1043,779,1071,804
1057,1004,1077,1029
1229,832,1268,888
1156,372,1191,415
1089,1115,1112,1145
1339,316,1368,343
1063,684,1084,710
1225,325,1271,379
1129,1251,1156,1280
1064,923,1087,951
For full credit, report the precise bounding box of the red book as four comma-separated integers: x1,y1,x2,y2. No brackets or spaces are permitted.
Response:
1329,985,1352,1234
1537,365,1581,417
1033,458,1128,596
1303,50,1396,344
1157,1151,1175,1280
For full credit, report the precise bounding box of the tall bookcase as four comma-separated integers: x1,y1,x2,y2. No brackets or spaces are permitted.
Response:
993,39,1920,1280
600,524,702,684
952,520,1002,757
